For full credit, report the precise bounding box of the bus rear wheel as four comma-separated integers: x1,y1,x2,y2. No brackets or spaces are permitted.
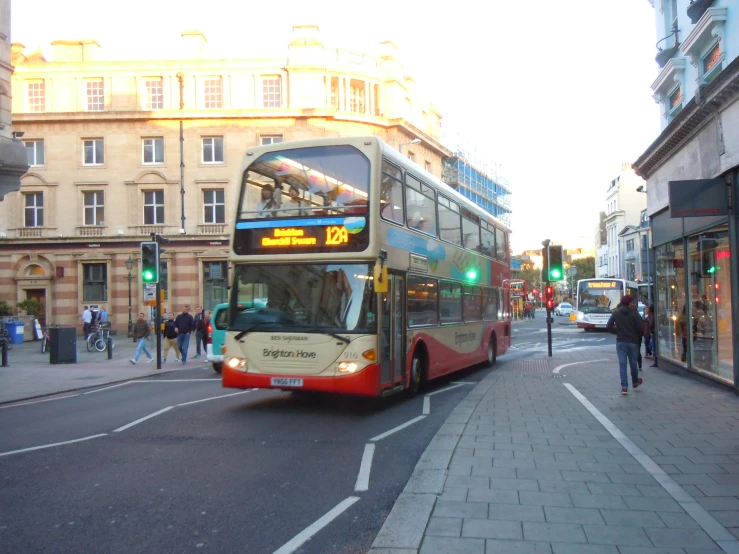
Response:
486,334,497,367
212,363,222,374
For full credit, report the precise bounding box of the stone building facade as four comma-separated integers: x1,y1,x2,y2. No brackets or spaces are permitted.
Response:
3,25,451,335
0,0,30,201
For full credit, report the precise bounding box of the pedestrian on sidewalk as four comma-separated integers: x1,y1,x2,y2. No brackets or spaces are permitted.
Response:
82,305,92,338
175,305,195,365
648,304,658,367
606,294,643,395
99,307,108,323
130,312,154,365
199,310,211,363
193,306,204,359
162,312,181,363
643,305,653,359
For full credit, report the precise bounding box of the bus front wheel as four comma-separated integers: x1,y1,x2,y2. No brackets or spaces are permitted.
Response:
407,348,426,398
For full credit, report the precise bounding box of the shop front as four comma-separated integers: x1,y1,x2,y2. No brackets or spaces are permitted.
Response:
635,56,739,392
651,212,735,387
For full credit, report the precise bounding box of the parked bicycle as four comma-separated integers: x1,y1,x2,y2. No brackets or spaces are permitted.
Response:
41,324,58,353
86,323,115,352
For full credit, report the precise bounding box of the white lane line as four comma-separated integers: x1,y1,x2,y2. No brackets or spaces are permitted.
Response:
370,415,426,442
553,359,609,374
422,396,430,415
132,379,221,383
0,433,107,458
83,382,132,395
354,443,375,492
449,381,475,385
272,496,360,554
177,391,250,407
426,383,468,396
0,394,79,410
563,383,739,553
113,407,173,433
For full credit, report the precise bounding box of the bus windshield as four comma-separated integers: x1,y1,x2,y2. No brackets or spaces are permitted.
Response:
576,280,623,314
230,263,376,334
239,145,370,220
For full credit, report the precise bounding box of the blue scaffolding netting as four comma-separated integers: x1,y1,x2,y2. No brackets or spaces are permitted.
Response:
442,156,512,225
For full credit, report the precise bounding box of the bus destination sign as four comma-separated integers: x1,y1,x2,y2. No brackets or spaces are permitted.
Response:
261,227,348,248
586,281,618,289
233,216,369,255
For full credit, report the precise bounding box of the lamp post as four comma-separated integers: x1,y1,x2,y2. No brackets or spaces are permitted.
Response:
125,256,134,337
636,186,652,304
399,138,421,154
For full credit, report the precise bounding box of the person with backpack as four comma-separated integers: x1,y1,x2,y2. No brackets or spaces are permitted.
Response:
162,312,181,363
606,295,644,395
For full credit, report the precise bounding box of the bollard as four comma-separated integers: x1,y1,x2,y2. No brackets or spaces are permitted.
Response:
107,336,113,360
1,339,8,367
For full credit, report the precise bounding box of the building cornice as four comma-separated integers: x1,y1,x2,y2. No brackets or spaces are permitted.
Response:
651,57,686,94
634,54,739,179
679,7,727,61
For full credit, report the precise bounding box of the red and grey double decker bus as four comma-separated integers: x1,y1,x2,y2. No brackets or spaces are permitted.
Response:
221,137,511,397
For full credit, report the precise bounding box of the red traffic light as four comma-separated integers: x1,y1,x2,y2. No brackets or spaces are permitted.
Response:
545,286,553,296
546,299,554,309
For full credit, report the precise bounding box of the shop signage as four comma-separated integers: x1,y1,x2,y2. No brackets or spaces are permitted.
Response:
669,179,728,218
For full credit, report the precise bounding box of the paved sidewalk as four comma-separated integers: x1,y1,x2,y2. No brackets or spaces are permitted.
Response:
370,350,739,554
0,334,213,404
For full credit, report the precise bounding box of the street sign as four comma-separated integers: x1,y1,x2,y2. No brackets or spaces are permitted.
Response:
143,283,156,302
569,267,578,276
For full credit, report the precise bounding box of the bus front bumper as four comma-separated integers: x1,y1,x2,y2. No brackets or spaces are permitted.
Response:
222,363,381,397
576,322,608,329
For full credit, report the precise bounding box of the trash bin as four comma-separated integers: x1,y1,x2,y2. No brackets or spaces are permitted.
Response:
49,327,77,364
4,321,25,344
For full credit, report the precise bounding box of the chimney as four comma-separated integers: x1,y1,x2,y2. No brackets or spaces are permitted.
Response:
50,40,101,62
10,43,26,65
182,30,207,58
289,25,322,47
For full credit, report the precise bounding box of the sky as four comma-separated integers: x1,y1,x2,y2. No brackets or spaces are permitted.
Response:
11,0,661,253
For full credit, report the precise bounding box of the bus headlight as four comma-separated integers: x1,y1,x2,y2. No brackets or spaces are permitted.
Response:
226,357,247,371
576,312,584,321
338,361,359,373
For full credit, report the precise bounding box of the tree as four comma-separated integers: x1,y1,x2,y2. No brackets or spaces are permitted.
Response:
571,257,595,280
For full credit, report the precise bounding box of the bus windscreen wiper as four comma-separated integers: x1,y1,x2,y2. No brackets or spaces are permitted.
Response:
234,322,279,340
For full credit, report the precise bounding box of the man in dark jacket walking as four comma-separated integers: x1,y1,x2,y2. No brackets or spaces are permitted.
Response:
175,306,195,365
606,295,644,395
193,306,204,358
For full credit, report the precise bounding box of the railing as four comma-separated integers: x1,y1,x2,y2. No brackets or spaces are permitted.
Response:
197,224,227,235
19,228,43,238
137,225,166,235
77,226,106,236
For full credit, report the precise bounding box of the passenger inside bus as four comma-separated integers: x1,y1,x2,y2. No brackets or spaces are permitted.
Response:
256,184,281,218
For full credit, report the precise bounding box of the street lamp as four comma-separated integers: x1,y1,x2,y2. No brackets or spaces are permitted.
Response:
399,138,421,154
125,256,134,337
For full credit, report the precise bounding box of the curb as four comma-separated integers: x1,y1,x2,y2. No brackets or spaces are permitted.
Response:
367,369,503,553
0,367,194,406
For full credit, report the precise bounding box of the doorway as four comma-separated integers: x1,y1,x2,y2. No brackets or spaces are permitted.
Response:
379,274,406,390
25,289,47,327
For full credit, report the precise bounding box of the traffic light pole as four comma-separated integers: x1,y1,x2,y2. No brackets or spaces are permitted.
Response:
155,280,162,369
546,280,553,357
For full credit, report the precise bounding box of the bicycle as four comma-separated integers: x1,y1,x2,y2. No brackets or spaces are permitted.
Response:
41,324,56,353
86,323,115,352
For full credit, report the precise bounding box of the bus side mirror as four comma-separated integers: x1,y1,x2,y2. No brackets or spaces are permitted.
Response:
373,266,388,293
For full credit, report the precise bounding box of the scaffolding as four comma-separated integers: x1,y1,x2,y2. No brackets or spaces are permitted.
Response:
440,131,512,227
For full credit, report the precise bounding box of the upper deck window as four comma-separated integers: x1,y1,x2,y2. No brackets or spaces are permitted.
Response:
239,145,370,220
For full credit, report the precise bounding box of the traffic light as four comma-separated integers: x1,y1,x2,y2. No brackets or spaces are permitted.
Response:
141,241,160,284
545,285,554,311
547,245,564,281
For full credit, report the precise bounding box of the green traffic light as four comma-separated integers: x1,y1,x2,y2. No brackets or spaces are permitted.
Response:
143,270,154,281
550,269,561,279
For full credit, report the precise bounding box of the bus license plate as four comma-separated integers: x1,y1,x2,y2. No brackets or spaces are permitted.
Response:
271,377,304,387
